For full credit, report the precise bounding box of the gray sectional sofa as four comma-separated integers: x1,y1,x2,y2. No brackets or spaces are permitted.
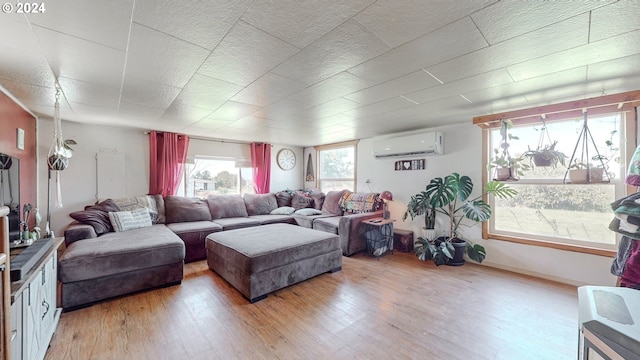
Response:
60,190,382,310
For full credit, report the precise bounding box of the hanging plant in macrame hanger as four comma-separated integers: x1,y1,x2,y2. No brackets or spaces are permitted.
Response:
523,118,567,169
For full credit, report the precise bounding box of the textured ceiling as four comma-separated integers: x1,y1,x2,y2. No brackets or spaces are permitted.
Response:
0,0,639,146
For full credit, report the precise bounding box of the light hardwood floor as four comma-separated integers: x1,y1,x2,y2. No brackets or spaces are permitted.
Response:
45,252,579,360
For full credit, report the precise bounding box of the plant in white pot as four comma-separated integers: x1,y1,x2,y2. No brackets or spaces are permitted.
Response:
403,173,517,266
488,119,530,180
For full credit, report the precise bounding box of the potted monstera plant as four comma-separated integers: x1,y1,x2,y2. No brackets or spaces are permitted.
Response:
403,173,517,266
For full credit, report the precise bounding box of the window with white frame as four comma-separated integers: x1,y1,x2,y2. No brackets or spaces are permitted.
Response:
178,157,254,198
485,112,630,253
316,142,357,193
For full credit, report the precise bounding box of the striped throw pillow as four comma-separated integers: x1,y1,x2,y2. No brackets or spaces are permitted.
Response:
108,208,152,232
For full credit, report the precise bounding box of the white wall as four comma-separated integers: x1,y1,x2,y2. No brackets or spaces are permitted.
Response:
357,122,617,287
37,120,302,236
37,120,149,237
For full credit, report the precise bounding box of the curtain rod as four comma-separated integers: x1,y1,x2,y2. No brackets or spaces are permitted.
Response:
144,131,254,145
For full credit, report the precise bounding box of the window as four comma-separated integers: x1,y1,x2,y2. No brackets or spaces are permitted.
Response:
316,141,357,193
178,157,254,198
486,114,627,253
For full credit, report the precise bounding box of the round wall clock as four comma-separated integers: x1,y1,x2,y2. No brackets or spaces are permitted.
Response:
277,148,296,170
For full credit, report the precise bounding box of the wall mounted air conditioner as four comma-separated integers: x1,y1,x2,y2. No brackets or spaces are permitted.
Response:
371,131,443,158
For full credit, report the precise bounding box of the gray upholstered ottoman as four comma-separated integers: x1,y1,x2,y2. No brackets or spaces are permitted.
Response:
206,223,342,302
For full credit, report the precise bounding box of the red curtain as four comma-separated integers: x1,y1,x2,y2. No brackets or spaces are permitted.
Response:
251,143,271,194
149,131,189,197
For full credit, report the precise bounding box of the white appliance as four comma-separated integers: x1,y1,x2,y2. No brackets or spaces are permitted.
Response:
371,131,443,158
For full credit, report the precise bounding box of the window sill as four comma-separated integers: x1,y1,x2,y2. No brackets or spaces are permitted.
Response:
488,233,616,257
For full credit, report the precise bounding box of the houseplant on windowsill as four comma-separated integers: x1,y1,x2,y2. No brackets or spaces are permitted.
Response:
403,173,517,266
489,119,530,180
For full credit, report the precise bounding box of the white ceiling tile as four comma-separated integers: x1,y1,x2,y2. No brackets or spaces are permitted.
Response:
161,102,212,123
0,80,59,109
32,26,126,88
344,97,416,119
462,68,588,111
471,0,608,45
252,99,315,120
404,69,514,104
587,53,640,81
426,13,590,84
125,23,209,88
507,30,640,82
67,102,120,123
224,116,273,130
296,98,360,120
590,2,640,42
344,70,440,105
58,77,121,109
355,0,495,47
347,17,488,83
272,19,390,85
198,21,300,87
305,114,356,129
173,73,243,111
231,72,307,106
121,75,181,109
183,118,234,134
27,0,134,50
242,0,374,48
118,101,165,119
133,0,252,50
206,101,262,122
0,12,55,88
285,72,375,107
0,45,55,88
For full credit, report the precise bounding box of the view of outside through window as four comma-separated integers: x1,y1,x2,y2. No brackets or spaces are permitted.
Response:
489,114,624,249
179,158,254,198
318,146,355,192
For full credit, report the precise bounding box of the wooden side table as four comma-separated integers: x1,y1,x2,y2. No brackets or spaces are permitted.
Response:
360,218,395,257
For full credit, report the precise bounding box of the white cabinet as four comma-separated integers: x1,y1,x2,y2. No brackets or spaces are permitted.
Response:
11,238,62,360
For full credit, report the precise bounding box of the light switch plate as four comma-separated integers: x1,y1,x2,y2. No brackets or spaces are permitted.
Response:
17,128,24,150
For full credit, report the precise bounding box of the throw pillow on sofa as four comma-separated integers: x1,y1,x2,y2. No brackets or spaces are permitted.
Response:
271,206,295,215
275,191,292,207
165,196,212,223
292,193,314,210
294,208,323,216
69,199,121,235
108,208,152,232
310,191,325,210
207,194,248,219
244,193,278,216
111,194,165,224
322,190,348,216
